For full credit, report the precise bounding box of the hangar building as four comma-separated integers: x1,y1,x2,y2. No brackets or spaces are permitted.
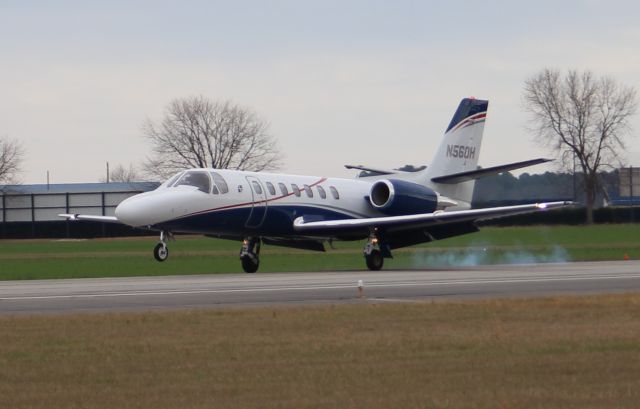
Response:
0,182,159,239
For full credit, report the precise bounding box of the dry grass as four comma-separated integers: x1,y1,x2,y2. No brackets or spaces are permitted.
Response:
1,294,640,408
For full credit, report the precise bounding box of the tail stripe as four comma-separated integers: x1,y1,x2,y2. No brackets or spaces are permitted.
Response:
450,112,486,133
445,99,489,133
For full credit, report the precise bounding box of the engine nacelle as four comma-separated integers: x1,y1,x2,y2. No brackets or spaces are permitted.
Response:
369,179,438,216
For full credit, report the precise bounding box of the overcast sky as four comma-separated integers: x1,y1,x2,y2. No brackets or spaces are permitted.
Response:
2,0,640,184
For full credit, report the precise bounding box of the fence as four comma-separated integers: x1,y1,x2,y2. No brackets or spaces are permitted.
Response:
0,183,159,239
1,191,137,223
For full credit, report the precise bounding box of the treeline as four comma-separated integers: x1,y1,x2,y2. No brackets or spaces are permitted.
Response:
369,166,624,208
472,171,620,208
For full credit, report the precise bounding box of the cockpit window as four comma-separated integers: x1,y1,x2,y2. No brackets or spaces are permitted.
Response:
210,171,229,194
160,171,184,189
174,171,211,193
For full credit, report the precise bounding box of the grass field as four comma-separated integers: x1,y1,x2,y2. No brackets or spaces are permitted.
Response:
1,294,639,409
1,224,640,280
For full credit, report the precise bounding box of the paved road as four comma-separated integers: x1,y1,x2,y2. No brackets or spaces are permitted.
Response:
1,261,640,314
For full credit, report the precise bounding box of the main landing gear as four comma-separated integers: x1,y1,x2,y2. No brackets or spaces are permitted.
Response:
240,237,261,273
153,231,172,262
363,230,389,271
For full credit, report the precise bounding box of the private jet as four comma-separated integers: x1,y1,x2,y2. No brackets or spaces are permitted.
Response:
61,98,569,272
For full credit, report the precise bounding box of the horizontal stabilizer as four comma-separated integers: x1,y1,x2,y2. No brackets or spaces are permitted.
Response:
431,158,551,184
344,164,400,176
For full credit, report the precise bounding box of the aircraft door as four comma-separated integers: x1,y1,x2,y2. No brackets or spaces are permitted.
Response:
245,176,268,228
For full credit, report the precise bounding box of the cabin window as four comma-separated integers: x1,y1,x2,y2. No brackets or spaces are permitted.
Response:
291,184,301,197
211,185,219,194
303,184,313,198
330,186,340,199
278,182,288,196
317,185,327,199
210,171,229,194
174,171,211,193
266,181,276,196
251,181,263,195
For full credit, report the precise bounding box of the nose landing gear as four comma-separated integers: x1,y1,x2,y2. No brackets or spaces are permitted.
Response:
153,231,173,262
240,237,261,273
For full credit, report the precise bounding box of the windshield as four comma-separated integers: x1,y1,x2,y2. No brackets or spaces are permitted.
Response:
158,171,184,189
173,171,211,193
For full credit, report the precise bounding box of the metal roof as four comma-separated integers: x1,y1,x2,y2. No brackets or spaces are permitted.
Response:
0,182,160,195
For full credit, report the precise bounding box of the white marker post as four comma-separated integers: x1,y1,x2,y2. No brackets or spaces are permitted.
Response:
357,280,364,298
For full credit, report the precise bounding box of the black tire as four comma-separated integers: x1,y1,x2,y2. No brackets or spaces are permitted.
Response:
365,250,384,271
153,243,169,262
241,255,259,273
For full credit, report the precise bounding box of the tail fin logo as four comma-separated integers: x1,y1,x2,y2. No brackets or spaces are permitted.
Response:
449,112,486,133
445,98,489,134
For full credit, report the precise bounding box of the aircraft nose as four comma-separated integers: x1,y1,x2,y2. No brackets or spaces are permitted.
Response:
115,195,148,226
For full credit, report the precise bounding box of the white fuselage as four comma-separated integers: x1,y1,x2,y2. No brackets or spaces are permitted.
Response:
115,169,403,239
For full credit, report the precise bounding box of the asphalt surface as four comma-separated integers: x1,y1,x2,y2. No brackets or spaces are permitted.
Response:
1,261,640,314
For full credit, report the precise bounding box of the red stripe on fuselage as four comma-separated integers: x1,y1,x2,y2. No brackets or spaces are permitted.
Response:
177,177,328,220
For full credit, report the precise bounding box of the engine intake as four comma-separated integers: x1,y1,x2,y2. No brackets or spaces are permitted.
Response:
369,179,438,216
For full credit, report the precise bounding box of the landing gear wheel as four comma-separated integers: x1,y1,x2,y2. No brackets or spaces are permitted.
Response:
154,243,169,262
239,237,261,273
241,255,259,273
365,249,383,271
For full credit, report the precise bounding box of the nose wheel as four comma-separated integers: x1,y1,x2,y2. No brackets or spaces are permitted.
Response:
153,231,172,262
240,237,261,273
154,242,169,262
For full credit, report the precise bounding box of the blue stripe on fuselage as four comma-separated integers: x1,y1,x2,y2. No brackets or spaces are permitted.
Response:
153,204,358,237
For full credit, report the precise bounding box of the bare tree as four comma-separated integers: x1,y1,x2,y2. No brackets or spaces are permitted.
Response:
523,69,637,223
0,137,24,184
143,96,282,179
100,163,141,183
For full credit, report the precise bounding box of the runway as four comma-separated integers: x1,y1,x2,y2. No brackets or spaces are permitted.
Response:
1,261,640,314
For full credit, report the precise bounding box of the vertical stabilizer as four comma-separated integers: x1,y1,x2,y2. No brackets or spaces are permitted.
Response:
421,98,489,208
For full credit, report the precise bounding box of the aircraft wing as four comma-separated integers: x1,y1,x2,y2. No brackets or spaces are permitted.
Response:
293,201,571,234
59,213,121,224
